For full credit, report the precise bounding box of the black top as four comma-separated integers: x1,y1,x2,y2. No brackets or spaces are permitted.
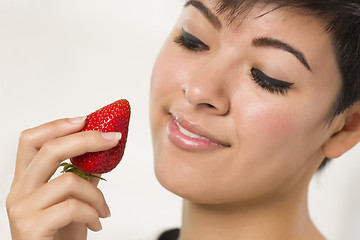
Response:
158,229,180,240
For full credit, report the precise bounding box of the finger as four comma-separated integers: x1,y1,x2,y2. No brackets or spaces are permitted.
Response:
26,173,110,218
23,130,121,187
41,198,103,233
89,174,101,187
13,117,86,185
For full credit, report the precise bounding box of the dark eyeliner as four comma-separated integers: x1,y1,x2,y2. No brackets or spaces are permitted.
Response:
174,28,209,51
251,68,294,95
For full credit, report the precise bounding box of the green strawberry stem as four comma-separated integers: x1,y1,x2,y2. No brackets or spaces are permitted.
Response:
59,162,107,181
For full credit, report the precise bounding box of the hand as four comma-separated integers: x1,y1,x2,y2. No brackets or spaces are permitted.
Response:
6,117,119,240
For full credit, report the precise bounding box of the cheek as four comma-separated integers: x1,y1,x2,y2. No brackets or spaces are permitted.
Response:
243,102,298,145
150,41,178,126
150,41,191,99
150,45,177,97
150,38,190,151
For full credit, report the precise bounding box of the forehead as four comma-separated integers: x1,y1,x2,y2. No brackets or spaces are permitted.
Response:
182,0,341,94
199,0,330,30
185,0,334,55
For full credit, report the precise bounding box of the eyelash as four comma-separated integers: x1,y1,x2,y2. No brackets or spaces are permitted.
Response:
174,29,209,52
174,29,293,96
250,68,294,95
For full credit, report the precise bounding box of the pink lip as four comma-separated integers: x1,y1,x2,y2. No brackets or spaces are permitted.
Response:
166,114,230,151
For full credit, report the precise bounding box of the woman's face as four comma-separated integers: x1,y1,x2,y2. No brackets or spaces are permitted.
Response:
150,0,343,204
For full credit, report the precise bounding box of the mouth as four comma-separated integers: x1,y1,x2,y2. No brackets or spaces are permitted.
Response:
166,113,230,151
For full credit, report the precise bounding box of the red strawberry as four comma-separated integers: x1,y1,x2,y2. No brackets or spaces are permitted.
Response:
61,99,130,179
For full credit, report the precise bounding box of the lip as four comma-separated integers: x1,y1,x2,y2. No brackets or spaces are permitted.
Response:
166,113,230,151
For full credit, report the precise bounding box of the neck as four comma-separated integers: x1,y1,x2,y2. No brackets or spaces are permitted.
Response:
179,188,324,240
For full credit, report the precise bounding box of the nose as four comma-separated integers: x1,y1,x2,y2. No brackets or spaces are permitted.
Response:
182,63,231,115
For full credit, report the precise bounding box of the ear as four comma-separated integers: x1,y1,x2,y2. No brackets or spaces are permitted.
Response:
322,104,360,159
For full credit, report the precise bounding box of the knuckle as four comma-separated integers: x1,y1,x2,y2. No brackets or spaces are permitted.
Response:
65,199,98,220
7,202,25,224
5,193,13,211
40,140,59,157
61,172,80,188
78,131,102,152
19,129,35,145
84,131,113,151
65,198,78,212
18,119,67,147
96,187,105,201
5,193,15,215
64,199,83,216
94,188,106,205
88,188,105,208
87,206,99,220
16,217,36,239
84,131,100,144
48,119,65,129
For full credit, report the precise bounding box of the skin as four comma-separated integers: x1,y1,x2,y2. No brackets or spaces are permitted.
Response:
6,0,360,240
6,118,115,240
150,1,360,240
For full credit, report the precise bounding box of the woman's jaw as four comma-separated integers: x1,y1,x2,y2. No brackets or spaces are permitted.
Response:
149,0,343,207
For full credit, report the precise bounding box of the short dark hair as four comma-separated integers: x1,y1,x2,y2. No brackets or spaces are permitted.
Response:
214,0,360,169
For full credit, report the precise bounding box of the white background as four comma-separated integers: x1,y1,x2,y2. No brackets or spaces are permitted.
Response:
0,0,359,239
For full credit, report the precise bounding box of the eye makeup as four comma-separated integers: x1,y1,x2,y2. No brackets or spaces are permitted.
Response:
173,24,294,96
250,68,294,95
174,28,210,52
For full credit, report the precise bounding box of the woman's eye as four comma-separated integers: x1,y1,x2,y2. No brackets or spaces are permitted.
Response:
250,68,294,95
174,28,209,52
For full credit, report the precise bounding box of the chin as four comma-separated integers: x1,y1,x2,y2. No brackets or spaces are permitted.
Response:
153,150,233,205
153,150,208,204
151,130,234,204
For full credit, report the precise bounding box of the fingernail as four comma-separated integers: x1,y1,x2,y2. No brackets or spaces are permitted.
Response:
68,116,86,124
101,132,122,141
97,221,103,231
105,203,111,218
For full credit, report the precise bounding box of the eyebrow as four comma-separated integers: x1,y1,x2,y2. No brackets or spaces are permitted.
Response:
184,1,312,72
252,37,312,71
185,0,222,30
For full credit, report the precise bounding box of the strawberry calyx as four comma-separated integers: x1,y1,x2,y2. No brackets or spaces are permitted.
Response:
59,162,107,181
